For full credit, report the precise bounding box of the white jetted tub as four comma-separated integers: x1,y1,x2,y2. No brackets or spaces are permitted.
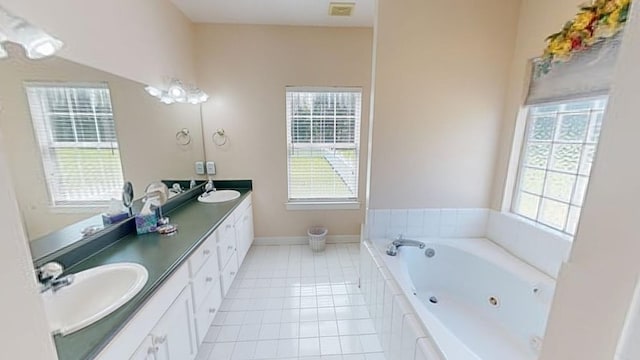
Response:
365,237,556,360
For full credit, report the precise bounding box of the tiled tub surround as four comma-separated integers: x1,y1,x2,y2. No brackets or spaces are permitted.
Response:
366,209,572,279
195,244,387,360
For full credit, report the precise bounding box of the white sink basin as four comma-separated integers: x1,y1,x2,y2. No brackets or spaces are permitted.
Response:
42,263,148,336
198,190,241,203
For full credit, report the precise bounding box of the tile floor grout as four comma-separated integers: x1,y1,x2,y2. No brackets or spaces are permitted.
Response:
196,243,386,360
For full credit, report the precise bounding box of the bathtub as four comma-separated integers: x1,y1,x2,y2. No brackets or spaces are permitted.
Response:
362,237,556,360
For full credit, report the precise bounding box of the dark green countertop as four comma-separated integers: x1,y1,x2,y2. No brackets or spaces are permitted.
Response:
53,189,252,360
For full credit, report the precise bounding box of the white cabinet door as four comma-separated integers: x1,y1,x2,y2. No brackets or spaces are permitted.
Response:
130,336,156,360
235,205,254,265
217,217,237,269
194,280,223,345
150,286,198,360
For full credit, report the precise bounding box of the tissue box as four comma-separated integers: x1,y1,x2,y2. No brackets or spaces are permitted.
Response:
102,212,129,226
135,213,158,235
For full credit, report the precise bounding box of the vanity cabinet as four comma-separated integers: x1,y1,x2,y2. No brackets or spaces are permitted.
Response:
150,287,197,360
96,194,253,360
189,231,223,345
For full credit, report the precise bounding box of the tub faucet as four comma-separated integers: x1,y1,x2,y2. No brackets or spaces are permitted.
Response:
386,235,425,256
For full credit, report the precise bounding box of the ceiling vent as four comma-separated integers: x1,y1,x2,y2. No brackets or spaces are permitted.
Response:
329,2,355,17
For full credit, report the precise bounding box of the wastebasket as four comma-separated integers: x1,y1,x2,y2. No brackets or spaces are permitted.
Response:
308,226,328,252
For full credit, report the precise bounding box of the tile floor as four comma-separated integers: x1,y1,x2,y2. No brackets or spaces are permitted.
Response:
196,243,387,360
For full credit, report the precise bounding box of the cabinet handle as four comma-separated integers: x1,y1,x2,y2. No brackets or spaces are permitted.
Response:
230,271,236,276
205,277,214,282
148,347,156,355
227,245,234,250
226,225,232,229
209,308,216,313
203,249,211,255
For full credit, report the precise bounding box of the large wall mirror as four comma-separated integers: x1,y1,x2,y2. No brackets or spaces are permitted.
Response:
0,43,205,251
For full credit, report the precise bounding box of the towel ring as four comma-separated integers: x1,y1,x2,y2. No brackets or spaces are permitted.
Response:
176,128,192,145
213,128,228,146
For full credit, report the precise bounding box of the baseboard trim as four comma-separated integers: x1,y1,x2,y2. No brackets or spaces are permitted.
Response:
254,235,360,246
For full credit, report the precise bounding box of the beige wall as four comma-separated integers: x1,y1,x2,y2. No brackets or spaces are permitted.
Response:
0,136,57,359
541,3,640,358
489,0,584,209
368,0,520,210
0,0,195,86
0,51,203,239
194,24,373,237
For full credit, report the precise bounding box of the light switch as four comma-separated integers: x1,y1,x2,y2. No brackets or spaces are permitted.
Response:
195,161,205,175
206,161,216,175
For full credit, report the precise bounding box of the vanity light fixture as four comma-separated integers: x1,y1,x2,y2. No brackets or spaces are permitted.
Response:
144,79,209,105
0,6,64,59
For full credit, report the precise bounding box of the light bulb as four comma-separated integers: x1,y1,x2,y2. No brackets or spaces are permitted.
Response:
186,90,210,104
198,92,210,103
26,36,63,59
167,79,186,101
159,93,175,105
145,86,162,98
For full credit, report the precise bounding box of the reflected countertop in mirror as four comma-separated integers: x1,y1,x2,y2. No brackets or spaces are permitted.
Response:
0,43,206,252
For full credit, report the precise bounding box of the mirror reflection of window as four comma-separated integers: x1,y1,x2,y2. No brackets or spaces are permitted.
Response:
24,83,124,207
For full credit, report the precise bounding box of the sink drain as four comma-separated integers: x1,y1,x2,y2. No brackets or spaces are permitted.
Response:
429,296,438,304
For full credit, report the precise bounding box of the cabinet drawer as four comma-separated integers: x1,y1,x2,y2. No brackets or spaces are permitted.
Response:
188,231,217,277
217,220,236,269
191,255,219,312
195,281,223,345
221,254,238,297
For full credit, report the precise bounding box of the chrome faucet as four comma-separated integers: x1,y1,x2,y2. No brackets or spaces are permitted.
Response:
37,262,74,293
202,180,216,197
386,235,425,256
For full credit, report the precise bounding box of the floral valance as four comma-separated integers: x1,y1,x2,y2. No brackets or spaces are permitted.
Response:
538,0,631,75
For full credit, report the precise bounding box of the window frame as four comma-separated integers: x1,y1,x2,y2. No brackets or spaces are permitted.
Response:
285,86,363,210
24,82,124,208
509,95,608,236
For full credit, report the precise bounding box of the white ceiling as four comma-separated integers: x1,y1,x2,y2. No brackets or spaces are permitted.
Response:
170,0,375,27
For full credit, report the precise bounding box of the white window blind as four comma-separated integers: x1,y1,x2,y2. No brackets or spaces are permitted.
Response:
286,87,362,202
25,83,124,206
527,33,622,105
512,97,608,235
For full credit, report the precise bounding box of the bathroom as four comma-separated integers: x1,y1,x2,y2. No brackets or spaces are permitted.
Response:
0,0,639,359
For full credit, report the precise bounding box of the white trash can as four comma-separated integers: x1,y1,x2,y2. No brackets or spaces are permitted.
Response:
308,226,328,252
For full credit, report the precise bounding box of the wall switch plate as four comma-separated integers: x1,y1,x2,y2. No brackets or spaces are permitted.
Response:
206,161,216,175
195,161,205,175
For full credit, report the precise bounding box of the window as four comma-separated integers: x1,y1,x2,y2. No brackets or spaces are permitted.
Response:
286,87,362,204
25,83,124,206
512,97,608,235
